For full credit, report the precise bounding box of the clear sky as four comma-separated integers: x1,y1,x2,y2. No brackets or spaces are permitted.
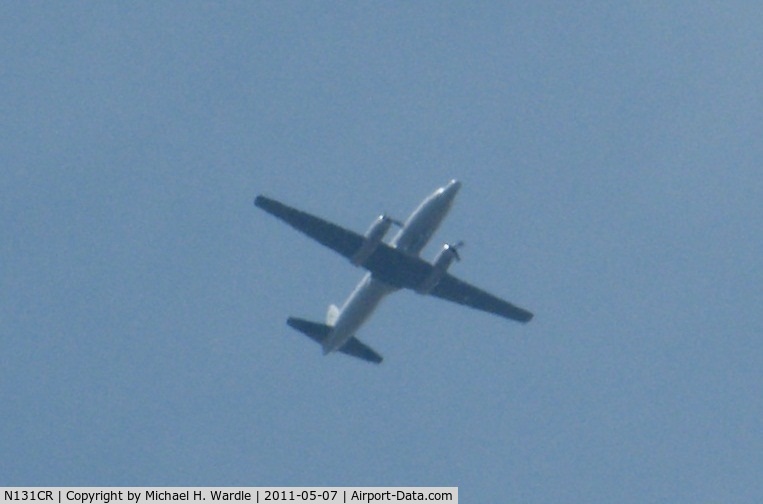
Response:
2,2,761,502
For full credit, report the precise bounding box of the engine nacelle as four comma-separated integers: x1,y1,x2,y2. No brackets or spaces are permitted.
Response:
350,215,397,266
416,243,459,294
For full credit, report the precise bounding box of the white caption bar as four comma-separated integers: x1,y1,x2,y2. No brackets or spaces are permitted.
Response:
1,488,457,504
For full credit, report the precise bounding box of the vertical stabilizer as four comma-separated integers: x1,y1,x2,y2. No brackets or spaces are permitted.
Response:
326,304,340,326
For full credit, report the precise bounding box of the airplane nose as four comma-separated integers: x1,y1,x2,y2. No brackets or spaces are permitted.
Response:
442,179,461,199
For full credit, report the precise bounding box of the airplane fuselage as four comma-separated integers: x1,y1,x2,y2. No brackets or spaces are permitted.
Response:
322,180,462,354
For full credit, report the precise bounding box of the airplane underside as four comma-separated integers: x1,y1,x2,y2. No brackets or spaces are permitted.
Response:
255,179,533,364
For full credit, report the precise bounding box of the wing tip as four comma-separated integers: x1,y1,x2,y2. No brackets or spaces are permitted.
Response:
254,195,284,216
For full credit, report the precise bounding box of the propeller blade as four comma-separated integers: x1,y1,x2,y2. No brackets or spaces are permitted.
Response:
448,241,465,261
382,214,404,227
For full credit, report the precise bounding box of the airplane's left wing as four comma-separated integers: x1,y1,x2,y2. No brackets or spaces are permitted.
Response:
428,274,534,323
255,196,364,260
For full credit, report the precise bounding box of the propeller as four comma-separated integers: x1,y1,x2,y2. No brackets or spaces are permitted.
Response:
381,214,404,227
447,240,465,261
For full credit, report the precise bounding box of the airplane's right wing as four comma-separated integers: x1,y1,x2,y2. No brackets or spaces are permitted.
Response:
255,196,364,260
254,194,431,283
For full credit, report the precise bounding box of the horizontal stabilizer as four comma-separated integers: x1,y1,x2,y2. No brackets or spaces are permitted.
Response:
286,317,383,364
287,317,330,344
338,336,383,364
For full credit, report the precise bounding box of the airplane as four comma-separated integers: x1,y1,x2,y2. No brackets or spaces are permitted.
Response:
254,179,532,364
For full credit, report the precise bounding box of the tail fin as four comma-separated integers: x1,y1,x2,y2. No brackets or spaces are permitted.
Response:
286,317,383,364
326,304,340,326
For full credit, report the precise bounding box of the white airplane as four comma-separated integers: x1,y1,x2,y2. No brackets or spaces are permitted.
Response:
255,179,532,364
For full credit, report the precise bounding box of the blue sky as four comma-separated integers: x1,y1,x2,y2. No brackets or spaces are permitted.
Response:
2,2,762,502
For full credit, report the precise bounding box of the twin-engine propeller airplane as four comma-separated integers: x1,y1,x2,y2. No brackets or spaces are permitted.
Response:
254,179,532,364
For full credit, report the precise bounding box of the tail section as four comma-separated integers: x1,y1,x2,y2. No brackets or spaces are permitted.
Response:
326,304,340,326
287,317,331,344
286,317,383,364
